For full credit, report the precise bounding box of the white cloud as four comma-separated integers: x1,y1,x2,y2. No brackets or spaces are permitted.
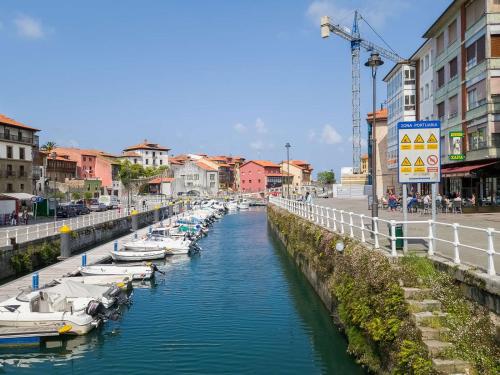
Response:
321,124,342,144
233,123,247,133
250,140,264,150
255,118,268,134
306,0,410,29
14,14,45,39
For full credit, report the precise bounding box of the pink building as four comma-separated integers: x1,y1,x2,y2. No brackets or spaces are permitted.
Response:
52,147,121,195
239,160,282,193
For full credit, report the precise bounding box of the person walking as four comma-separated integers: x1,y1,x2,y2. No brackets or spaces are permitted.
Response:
388,192,398,212
10,211,16,226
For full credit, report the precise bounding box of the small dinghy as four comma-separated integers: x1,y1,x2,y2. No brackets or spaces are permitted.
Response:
54,276,132,291
78,264,155,280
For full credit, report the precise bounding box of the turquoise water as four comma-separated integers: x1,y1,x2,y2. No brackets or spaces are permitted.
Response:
0,209,364,374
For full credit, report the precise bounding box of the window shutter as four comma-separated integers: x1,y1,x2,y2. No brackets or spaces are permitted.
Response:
492,35,500,57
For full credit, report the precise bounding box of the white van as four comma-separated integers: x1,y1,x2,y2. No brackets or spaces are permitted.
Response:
98,195,119,209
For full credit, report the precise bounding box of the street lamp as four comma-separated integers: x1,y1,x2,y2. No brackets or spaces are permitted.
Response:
287,143,291,198
365,52,384,219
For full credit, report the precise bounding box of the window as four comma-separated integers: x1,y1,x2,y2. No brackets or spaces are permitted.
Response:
437,101,445,121
449,57,458,79
437,67,445,88
19,165,25,177
425,54,430,70
467,79,486,109
83,157,86,162
258,179,261,183
420,59,424,74
420,88,424,102
448,19,457,45
7,183,13,192
145,159,149,165
153,152,156,157
404,95,415,110
468,128,486,150
449,95,458,118
145,151,149,155
242,180,245,183
491,35,500,57
210,182,215,188
466,35,485,69
6,146,13,159
133,159,137,164
210,174,215,181
466,0,485,29
425,83,430,99
160,159,163,165
436,32,445,55
20,183,24,190
404,68,415,84
249,180,252,183
19,147,25,160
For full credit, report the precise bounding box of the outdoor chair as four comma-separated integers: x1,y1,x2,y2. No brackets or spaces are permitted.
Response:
452,201,462,214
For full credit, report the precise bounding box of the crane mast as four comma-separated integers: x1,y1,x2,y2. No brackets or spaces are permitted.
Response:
321,13,406,175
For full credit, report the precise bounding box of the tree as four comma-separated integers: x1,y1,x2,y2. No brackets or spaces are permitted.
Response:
83,191,93,201
71,192,82,201
317,170,336,185
41,141,57,153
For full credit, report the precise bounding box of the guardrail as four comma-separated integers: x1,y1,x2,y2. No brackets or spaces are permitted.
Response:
0,202,184,247
269,196,499,276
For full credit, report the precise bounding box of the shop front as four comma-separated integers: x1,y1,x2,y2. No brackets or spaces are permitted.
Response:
441,160,500,210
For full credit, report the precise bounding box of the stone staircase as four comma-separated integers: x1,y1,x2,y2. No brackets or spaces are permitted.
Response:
403,287,473,375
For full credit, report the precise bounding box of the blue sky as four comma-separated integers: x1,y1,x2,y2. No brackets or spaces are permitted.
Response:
0,0,446,177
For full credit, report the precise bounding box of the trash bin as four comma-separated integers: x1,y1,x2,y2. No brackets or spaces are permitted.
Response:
387,223,404,250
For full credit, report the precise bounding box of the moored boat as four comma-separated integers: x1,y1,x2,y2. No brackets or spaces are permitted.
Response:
78,264,155,280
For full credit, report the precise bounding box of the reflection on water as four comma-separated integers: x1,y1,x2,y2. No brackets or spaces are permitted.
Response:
0,209,363,374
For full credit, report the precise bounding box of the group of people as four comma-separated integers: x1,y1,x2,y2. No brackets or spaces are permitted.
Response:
9,209,30,226
382,191,467,213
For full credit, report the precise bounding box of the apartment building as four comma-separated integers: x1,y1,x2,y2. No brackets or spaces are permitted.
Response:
423,0,500,204
383,63,417,193
172,159,219,197
279,160,313,195
122,140,170,167
0,114,39,194
239,160,283,193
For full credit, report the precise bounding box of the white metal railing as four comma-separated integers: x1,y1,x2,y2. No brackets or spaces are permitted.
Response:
0,202,188,247
270,196,499,276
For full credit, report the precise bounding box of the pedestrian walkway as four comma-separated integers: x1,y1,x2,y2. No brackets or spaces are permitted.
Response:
271,197,500,276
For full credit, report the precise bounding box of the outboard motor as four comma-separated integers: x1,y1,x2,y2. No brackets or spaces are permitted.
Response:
86,300,104,317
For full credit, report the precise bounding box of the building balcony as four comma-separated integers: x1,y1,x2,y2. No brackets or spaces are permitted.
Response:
0,132,38,146
466,101,488,122
465,138,500,161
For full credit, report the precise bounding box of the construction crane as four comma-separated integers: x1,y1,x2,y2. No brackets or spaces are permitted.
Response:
321,12,406,174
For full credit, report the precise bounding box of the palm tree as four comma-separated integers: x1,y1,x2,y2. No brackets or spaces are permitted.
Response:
41,141,57,153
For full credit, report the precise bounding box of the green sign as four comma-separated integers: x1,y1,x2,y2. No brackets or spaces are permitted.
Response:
449,131,465,161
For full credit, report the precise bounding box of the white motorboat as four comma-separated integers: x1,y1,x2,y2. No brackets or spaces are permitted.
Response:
79,264,154,280
237,200,250,210
55,275,132,291
0,290,101,335
110,248,166,261
123,235,192,255
227,201,238,211
41,280,120,309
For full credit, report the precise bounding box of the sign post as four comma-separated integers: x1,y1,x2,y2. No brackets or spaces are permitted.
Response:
398,121,441,253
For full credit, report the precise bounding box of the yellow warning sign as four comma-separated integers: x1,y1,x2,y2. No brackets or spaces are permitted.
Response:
414,167,426,172
401,157,411,167
414,134,425,143
401,134,411,143
401,167,412,173
427,133,438,143
415,157,425,166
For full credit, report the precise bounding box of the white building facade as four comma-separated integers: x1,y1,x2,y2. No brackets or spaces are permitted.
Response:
122,140,170,167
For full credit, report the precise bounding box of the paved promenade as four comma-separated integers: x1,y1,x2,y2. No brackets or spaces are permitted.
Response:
284,197,500,275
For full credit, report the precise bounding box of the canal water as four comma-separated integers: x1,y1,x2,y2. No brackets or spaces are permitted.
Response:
0,209,364,374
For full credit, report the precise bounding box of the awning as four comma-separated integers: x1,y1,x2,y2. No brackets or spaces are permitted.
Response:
0,193,36,201
441,161,499,176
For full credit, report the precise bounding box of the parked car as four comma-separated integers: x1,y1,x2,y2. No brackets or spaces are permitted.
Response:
71,201,90,215
89,199,107,212
56,204,77,218
98,195,119,210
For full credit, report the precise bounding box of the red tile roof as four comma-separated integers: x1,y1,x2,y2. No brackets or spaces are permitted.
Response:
0,114,39,131
122,151,141,157
249,160,280,168
124,140,170,152
196,160,218,171
366,108,388,121
148,177,175,184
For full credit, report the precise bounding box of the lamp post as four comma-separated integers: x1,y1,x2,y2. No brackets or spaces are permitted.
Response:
365,52,384,219
285,142,291,199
